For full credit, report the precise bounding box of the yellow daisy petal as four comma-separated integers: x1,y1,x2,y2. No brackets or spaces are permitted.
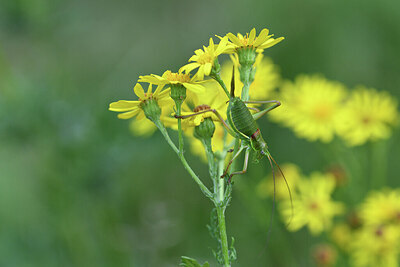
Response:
248,28,256,44
183,82,204,93
258,37,285,50
204,62,212,75
117,109,141,119
133,83,145,99
253,28,270,47
109,101,140,111
227,33,243,47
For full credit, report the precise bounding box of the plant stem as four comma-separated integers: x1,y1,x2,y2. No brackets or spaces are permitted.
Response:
203,139,230,266
176,103,184,156
216,204,230,267
155,121,212,199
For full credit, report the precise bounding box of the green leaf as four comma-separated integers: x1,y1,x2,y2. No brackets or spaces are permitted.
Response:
180,256,210,267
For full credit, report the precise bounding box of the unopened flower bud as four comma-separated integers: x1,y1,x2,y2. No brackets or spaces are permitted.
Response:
170,83,187,105
141,98,161,123
194,117,215,140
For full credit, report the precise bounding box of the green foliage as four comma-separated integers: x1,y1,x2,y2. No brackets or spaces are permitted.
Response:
180,256,210,267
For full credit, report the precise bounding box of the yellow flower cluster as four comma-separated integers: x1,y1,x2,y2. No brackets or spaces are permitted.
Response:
270,75,399,145
109,28,283,140
257,163,344,235
330,189,400,267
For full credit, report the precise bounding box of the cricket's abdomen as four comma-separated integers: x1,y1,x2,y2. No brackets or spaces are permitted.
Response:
230,98,259,137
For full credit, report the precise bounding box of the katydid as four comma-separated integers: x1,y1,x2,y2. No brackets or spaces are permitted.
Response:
176,68,289,186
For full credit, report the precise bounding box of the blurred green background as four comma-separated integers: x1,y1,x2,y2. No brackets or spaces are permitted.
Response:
1,0,399,266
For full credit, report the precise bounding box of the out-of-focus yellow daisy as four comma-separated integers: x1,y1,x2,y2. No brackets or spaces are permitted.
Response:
225,28,284,53
270,75,347,143
256,163,301,200
139,70,205,93
179,37,229,80
350,225,400,267
359,189,400,227
330,223,353,252
280,172,344,235
109,83,171,119
219,54,280,100
336,87,399,146
311,244,337,267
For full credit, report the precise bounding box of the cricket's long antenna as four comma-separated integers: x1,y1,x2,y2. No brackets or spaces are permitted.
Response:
269,154,294,227
258,154,276,259
230,66,235,98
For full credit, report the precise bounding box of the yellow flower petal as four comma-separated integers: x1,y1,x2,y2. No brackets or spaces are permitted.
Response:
179,63,200,74
138,75,161,84
133,83,145,99
258,37,285,50
109,101,140,111
183,82,204,93
253,28,270,47
204,62,212,75
248,28,256,44
117,109,141,119
227,33,242,46
147,83,153,94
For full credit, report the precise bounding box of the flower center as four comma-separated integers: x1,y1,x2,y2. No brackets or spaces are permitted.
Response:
194,104,211,112
165,70,191,83
238,33,252,46
313,104,333,121
361,116,372,125
197,53,213,64
309,201,319,211
141,92,154,102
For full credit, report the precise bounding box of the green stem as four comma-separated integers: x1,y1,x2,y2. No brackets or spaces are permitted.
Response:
239,64,253,102
203,139,230,266
155,121,212,199
216,203,230,267
176,103,184,156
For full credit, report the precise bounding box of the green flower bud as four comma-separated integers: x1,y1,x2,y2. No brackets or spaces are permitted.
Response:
237,47,256,67
141,98,161,123
170,83,187,106
194,118,215,140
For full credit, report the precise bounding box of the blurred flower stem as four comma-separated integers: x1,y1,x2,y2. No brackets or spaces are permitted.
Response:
368,140,388,189
154,120,212,199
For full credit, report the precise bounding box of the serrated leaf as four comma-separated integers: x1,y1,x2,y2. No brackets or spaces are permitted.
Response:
180,256,210,267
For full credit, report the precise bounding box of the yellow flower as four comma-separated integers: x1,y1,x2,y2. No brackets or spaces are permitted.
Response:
359,189,400,227
225,28,284,53
256,163,301,200
219,54,280,100
330,223,353,252
179,37,230,80
139,70,205,93
109,83,171,119
350,225,400,267
280,172,344,235
336,87,399,146
270,75,347,143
